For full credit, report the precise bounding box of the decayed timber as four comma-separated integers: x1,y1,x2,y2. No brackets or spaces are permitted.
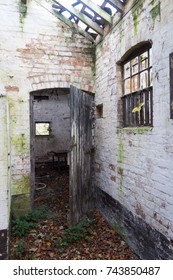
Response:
69,86,95,225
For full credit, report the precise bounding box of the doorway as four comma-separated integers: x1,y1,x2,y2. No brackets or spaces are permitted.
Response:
30,86,95,225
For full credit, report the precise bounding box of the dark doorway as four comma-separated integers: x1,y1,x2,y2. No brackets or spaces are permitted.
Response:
30,86,95,225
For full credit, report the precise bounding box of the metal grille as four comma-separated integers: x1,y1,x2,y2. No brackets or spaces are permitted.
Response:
122,87,153,127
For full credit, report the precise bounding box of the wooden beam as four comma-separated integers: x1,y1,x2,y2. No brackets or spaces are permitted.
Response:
53,1,103,35
107,0,124,12
80,0,112,24
53,9,95,43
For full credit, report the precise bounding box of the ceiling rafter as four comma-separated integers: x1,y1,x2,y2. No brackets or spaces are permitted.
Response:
53,8,95,43
80,0,112,24
52,1,104,35
107,0,125,12
51,0,127,43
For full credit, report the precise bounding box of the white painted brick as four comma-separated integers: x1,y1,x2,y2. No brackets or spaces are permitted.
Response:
95,0,173,240
0,0,94,243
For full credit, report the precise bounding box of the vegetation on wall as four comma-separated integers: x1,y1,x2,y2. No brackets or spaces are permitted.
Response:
150,2,161,22
19,0,27,29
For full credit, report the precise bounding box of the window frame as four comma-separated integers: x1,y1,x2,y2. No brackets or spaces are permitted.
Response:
35,122,51,137
121,44,153,127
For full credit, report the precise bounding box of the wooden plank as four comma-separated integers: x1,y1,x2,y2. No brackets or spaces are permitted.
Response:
170,53,173,119
53,9,95,42
53,1,103,35
69,86,95,225
107,0,124,12
80,0,112,24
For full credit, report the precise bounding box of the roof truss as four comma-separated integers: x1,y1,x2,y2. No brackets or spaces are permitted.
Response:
51,0,127,42
107,0,125,12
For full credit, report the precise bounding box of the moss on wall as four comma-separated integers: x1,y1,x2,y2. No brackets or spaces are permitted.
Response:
12,175,30,195
117,126,152,135
11,133,28,155
117,138,124,196
132,0,145,36
113,223,128,243
19,0,28,30
150,2,161,22
11,193,31,218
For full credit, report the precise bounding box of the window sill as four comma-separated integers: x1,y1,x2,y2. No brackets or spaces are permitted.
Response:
117,126,153,135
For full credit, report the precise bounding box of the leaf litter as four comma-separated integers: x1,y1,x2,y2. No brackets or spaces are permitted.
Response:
10,164,138,260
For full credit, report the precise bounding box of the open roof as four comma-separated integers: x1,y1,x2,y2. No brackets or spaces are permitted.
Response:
51,1,127,42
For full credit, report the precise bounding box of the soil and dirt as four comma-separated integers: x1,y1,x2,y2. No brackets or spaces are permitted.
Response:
10,163,138,260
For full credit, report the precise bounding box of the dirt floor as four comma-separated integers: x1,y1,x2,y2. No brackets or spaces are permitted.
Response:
10,163,139,260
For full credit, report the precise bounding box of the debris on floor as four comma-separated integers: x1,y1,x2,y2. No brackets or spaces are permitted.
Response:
10,164,138,260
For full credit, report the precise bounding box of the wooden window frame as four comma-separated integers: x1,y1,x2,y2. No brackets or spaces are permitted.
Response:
122,46,153,127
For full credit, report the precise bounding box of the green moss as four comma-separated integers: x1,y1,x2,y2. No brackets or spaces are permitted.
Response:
132,0,145,36
117,138,124,196
12,175,30,195
113,223,128,243
117,126,152,135
11,133,28,155
11,193,31,218
150,2,161,22
149,0,157,5
135,127,153,134
132,10,139,36
91,47,96,76
19,0,27,30
117,139,124,163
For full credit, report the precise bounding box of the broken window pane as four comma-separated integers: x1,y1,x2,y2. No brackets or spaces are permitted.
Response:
124,78,131,94
140,51,149,70
132,74,139,92
35,123,50,136
140,70,148,89
131,57,138,75
122,43,152,127
124,62,130,78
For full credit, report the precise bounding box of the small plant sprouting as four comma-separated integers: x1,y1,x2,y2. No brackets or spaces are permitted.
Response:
12,204,50,237
14,239,27,259
12,218,37,237
56,217,94,248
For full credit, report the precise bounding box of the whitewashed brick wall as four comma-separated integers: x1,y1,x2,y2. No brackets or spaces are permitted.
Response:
0,97,9,231
0,0,94,247
95,0,173,243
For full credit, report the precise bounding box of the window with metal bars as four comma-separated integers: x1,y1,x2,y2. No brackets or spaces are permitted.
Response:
122,45,153,127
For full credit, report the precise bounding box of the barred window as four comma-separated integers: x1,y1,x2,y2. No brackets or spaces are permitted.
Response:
122,45,153,127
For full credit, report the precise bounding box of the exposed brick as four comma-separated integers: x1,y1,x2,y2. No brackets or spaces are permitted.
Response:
5,86,19,92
